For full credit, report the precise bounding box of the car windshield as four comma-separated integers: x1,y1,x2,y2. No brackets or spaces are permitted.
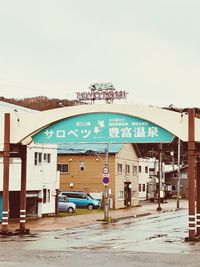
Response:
59,196,69,203
87,194,95,200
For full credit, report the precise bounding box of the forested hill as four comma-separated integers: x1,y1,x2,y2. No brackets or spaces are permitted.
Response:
0,96,80,111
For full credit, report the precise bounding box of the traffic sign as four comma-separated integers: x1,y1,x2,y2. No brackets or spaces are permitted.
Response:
102,166,109,175
102,173,110,178
103,177,109,184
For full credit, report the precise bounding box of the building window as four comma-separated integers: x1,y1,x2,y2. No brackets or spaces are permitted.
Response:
117,163,122,174
43,189,50,203
34,153,37,165
44,153,51,163
34,152,42,166
118,191,124,200
133,165,137,175
145,166,148,173
143,184,146,192
57,164,69,173
43,189,47,203
139,184,142,192
125,164,130,174
48,189,51,202
80,161,85,171
139,166,142,173
172,185,177,191
38,153,42,164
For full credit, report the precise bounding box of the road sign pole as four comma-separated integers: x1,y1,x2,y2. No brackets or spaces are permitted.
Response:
104,143,109,220
104,184,109,220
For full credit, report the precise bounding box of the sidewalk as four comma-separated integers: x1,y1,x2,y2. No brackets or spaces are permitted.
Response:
9,199,188,232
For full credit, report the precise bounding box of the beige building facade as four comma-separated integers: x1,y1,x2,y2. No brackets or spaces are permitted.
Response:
57,143,139,209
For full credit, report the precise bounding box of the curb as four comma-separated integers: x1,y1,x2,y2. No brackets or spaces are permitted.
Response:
7,205,187,232
113,212,152,222
96,212,152,223
97,207,187,224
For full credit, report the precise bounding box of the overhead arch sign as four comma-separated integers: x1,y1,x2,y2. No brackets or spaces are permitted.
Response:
32,113,174,144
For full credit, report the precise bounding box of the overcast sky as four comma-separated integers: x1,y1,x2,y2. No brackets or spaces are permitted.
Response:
0,0,200,108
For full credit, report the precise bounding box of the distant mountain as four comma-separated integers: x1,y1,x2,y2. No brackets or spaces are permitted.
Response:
0,96,82,111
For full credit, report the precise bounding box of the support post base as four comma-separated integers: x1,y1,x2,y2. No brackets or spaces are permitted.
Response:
0,230,13,236
185,236,200,242
15,228,30,235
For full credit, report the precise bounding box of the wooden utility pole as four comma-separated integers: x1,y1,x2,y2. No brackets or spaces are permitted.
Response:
196,157,200,235
187,108,196,239
19,144,29,233
2,113,10,233
195,111,200,236
1,114,29,235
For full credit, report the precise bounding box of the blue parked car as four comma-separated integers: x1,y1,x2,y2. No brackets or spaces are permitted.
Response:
59,191,100,210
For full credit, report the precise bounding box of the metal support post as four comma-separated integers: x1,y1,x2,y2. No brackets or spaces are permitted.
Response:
176,138,181,209
104,143,109,220
19,145,29,233
157,143,162,211
104,185,109,219
187,108,196,239
196,158,200,235
2,113,10,233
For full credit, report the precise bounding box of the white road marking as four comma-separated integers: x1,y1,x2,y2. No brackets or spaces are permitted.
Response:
89,233,116,241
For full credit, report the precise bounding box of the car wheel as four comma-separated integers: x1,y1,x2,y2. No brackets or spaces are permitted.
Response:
88,204,94,210
68,207,74,213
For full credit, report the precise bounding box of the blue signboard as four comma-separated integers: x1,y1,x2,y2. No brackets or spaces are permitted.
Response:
103,177,109,184
32,113,174,144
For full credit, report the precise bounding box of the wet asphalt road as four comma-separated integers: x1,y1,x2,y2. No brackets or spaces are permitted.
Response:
1,209,200,266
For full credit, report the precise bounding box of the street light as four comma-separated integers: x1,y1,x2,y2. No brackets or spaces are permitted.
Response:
170,150,174,170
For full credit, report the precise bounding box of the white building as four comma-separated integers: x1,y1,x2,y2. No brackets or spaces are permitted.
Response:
138,158,151,200
0,101,60,220
138,157,162,200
